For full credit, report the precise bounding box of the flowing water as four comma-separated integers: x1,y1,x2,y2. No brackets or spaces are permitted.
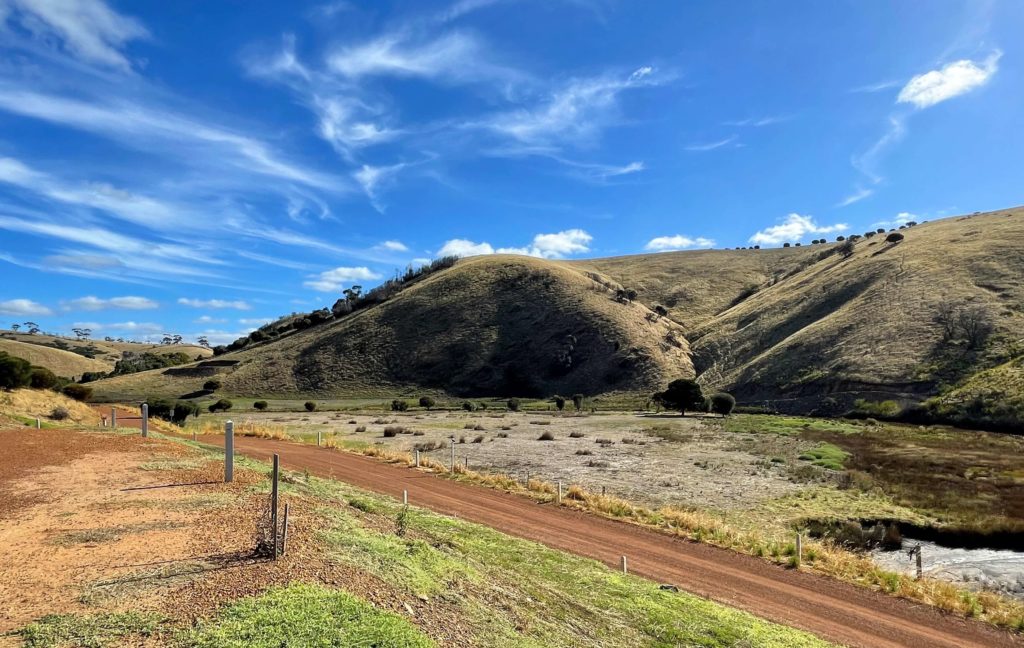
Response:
872,538,1024,599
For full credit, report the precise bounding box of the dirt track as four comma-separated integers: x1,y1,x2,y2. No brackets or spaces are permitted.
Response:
188,433,1021,648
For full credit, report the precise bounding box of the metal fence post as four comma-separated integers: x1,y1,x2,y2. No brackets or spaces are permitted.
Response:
111,407,117,429
224,420,234,483
271,454,280,560
141,403,148,438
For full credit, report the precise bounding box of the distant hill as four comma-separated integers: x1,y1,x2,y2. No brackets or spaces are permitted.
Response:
87,207,1023,427
0,332,212,379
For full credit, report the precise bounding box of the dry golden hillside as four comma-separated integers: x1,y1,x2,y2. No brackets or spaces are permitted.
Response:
0,331,212,376
0,338,109,378
88,208,1023,426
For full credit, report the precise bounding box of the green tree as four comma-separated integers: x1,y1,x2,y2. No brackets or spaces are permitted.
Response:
418,396,436,410
461,401,474,412
61,384,93,402
710,392,736,416
209,398,233,412
0,352,32,390
304,401,317,412
507,398,520,412
552,395,566,411
203,379,222,391
654,379,704,416
391,399,409,412
254,400,269,411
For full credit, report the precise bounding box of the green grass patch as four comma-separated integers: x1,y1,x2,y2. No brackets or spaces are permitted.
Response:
797,443,850,470
182,582,433,648
18,612,162,647
724,414,861,437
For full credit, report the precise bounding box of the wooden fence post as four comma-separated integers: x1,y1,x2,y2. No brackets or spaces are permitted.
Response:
271,453,280,560
224,420,234,483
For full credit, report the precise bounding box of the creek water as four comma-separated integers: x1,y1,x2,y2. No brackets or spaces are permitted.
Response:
872,538,1024,598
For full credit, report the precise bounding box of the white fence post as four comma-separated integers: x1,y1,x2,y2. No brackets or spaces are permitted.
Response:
557,481,563,504
35,417,40,429
621,555,628,574
415,449,420,467
317,430,321,447
403,489,408,506
111,407,117,429
224,420,234,483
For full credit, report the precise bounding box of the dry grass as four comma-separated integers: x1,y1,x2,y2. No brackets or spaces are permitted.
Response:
0,339,109,377
0,389,102,426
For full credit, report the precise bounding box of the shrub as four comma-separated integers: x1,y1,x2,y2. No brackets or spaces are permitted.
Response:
29,366,60,390
552,395,566,411
477,402,488,411
496,432,509,438
886,232,904,243
172,402,200,424
391,399,409,412
537,431,555,441
783,242,791,248
203,379,222,391
355,425,366,432
709,392,736,416
61,384,92,402
418,396,436,410
569,431,585,438
254,400,269,411
0,352,32,390
472,435,484,443
462,401,474,412
49,406,70,421
383,426,401,437
572,394,584,411
575,449,593,456
506,398,520,412
839,238,856,259
304,401,317,412
208,398,233,412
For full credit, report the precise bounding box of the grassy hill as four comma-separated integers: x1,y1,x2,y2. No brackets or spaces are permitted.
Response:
88,208,1024,426
0,331,212,379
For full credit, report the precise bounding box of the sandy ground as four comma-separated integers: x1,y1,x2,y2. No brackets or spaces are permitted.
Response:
217,410,809,511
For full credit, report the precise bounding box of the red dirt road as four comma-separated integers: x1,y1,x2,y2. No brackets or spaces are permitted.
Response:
190,433,1021,648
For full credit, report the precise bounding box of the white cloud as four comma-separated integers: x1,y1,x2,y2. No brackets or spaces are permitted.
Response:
438,229,592,259
376,240,409,252
644,235,715,252
748,213,848,246
194,315,226,324
239,317,273,326
1,0,148,71
303,266,383,292
871,211,919,229
437,239,495,258
851,115,905,185
177,298,252,310
836,186,874,208
106,321,162,333
0,298,52,316
70,321,102,330
64,295,158,311
849,80,901,94
897,51,1001,109
685,135,738,152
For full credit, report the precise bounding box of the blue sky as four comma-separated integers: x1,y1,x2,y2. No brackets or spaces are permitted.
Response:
0,0,1021,345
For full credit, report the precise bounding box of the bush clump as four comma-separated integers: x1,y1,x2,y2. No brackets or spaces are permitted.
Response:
203,379,222,391
61,384,92,402
506,398,520,412
29,366,60,390
208,398,233,413
886,232,904,243
537,431,555,441
418,396,436,410
462,401,474,412
304,401,317,412
49,406,70,421
390,399,409,412
709,392,736,416
0,352,32,390
254,401,269,411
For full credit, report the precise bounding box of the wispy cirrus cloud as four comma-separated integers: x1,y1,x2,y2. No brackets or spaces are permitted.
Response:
836,186,874,208
685,135,738,152
748,213,848,246
63,295,158,311
0,0,148,71
177,298,252,310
